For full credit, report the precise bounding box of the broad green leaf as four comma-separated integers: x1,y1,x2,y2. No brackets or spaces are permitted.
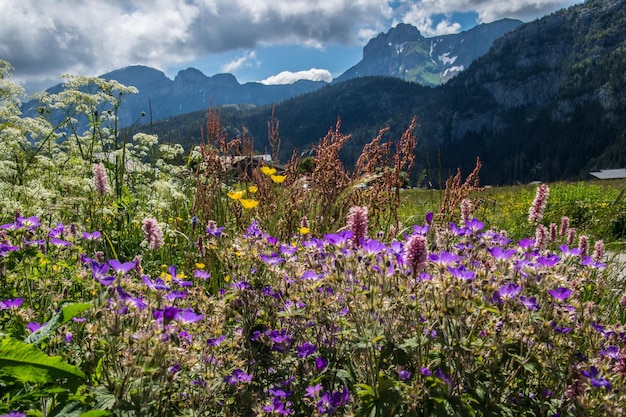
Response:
0,337,85,384
24,302,91,345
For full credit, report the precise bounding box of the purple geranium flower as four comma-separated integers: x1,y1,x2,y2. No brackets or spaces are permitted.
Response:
177,308,204,323
428,251,459,266
305,384,323,398
82,230,102,241
324,230,353,246
548,287,572,301
498,283,521,300
600,345,620,359
488,246,517,261
520,295,539,311
0,298,23,310
295,342,317,358
142,275,170,291
581,366,611,390
108,259,136,275
447,265,476,280
224,368,253,384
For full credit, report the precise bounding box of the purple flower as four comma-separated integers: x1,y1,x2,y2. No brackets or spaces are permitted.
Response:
425,212,434,224
194,269,211,280
49,238,72,247
449,222,467,236
1,412,27,417
551,322,573,333
599,345,620,359
177,308,204,324
520,295,539,311
324,230,353,247
580,256,606,269
420,367,432,376
206,220,225,236
581,366,611,390
488,246,517,261
207,335,225,346
428,251,459,266
305,384,323,398
559,244,582,257
398,370,411,380
498,283,521,300
17,215,40,230
315,357,328,371
536,254,560,267
548,287,572,302
224,368,253,384
91,261,114,285
295,342,317,358
266,329,293,353
361,239,386,255
518,238,536,250
260,252,285,266
447,265,476,281
27,321,44,332
0,298,23,310
82,230,102,241
413,224,430,235
465,218,484,233
300,270,323,280
108,259,136,275
142,275,170,291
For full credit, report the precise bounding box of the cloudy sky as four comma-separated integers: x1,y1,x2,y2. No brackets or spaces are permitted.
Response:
1,0,583,94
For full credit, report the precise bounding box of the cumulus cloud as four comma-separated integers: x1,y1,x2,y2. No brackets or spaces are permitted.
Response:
261,68,333,85
0,0,582,91
395,0,582,36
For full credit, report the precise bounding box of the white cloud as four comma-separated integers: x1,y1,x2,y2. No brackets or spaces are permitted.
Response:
261,68,332,85
220,52,259,73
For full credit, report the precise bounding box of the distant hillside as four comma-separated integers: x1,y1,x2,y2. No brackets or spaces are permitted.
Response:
144,0,626,186
335,19,523,86
24,66,326,128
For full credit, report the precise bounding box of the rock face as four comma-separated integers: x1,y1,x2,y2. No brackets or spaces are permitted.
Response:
334,19,523,86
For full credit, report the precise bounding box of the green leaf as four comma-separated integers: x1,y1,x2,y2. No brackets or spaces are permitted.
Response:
0,337,85,384
24,302,91,345
80,411,111,417
61,302,92,324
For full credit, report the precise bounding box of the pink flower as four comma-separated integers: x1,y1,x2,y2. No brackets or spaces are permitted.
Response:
141,218,164,250
404,234,428,274
347,206,368,247
93,163,110,195
528,183,549,224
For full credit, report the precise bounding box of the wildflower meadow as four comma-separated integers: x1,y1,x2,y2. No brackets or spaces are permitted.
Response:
1,59,626,416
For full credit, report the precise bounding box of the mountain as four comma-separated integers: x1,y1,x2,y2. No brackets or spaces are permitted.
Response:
334,19,524,86
25,66,327,127
145,0,626,185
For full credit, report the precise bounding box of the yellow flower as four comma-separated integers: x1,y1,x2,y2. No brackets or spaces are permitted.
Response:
195,263,205,269
261,166,277,176
271,175,286,184
240,199,259,209
248,185,258,193
299,227,310,235
227,190,246,200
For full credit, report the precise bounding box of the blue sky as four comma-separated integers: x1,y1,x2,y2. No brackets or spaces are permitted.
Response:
0,0,583,94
